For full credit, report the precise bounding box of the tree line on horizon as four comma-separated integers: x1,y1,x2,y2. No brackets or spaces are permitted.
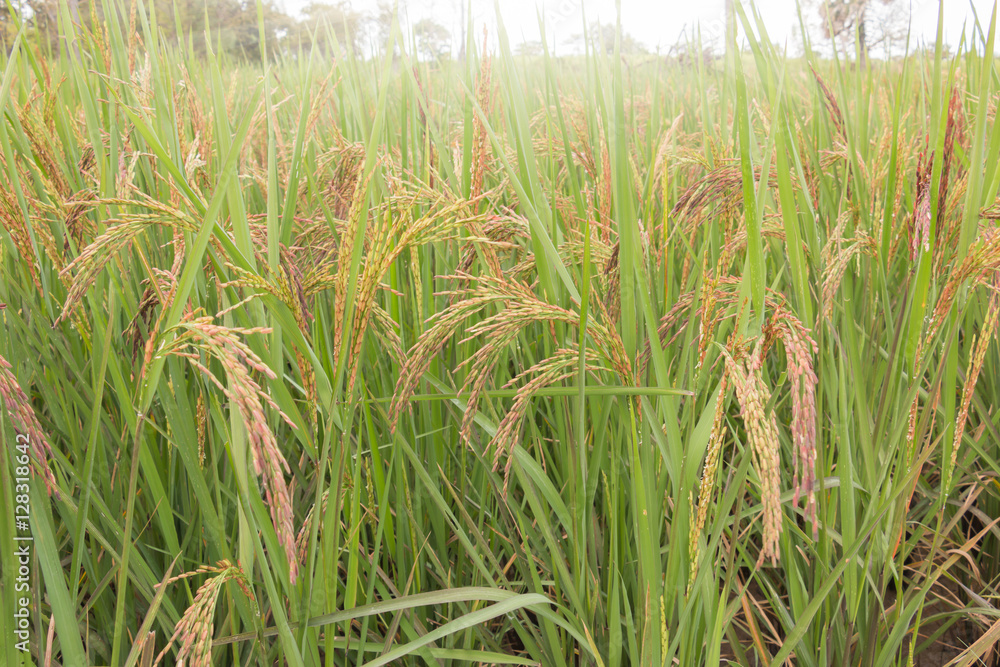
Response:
1,0,413,60
1,0,916,66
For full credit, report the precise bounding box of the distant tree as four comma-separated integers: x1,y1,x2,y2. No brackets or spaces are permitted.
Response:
297,1,363,54
0,4,14,49
19,0,122,56
216,0,294,59
16,0,378,61
665,39,717,68
369,1,399,58
571,22,648,56
453,0,466,60
16,0,295,60
142,0,292,59
815,0,908,63
19,0,58,53
515,40,543,57
413,17,450,61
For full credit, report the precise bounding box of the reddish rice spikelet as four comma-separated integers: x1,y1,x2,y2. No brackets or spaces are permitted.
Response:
910,91,965,263
344,195,499,392
809,65,845,139
936,90,967,256
822,235,876,320
696,254,716,370
471,27,494,206
721,344,783,566
455,296,581,442
332,157,380,355
222,260,310,335
652,113,684,188
912,136,934,260
295,488,330,564
17,99,71,200
599,136,613,243
134,268,180,383
490,347,604,495
55,197,199,325
388,274,536,432
697,242,735,369
766,307,820,536
318,141,367,219
153,560,256,667
469,32,502,276
64,189,98,254
125,286,161,363
456,212,529,278
392,267,633,446
0,355,58,496
671,164,779,233
604,243,621,324
925,230,1000,351
0,186,41,290
949,285,1000,488
689,375,729,588
156,317,299,583
127,0,138,74
821,212,876,320
196,393,207,468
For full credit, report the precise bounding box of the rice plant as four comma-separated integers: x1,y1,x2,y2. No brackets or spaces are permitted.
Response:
1,0,1000,665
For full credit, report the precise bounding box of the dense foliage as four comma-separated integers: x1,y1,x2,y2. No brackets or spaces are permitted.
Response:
2,1,1000,665
1,0,372,59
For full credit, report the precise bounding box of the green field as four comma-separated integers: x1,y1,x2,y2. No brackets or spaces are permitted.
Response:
2,1,1000,665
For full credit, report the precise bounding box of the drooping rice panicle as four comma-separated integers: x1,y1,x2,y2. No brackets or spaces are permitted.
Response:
0,355,58,495
154,315,299,582
153,560,256,667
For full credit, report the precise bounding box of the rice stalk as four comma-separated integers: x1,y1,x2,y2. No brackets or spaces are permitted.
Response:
153,560,256,667
153,314,299,583
0,354,58,495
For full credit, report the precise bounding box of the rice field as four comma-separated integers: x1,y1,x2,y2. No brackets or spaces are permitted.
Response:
2,0,1000,665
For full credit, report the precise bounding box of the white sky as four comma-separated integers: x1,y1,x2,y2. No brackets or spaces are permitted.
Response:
278,0,1000,56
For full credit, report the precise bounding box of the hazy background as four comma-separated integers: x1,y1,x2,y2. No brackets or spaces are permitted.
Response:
274,0,999,57
6,0,997,66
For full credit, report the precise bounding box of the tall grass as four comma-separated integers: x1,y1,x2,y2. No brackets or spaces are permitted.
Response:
1,0,1000,665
